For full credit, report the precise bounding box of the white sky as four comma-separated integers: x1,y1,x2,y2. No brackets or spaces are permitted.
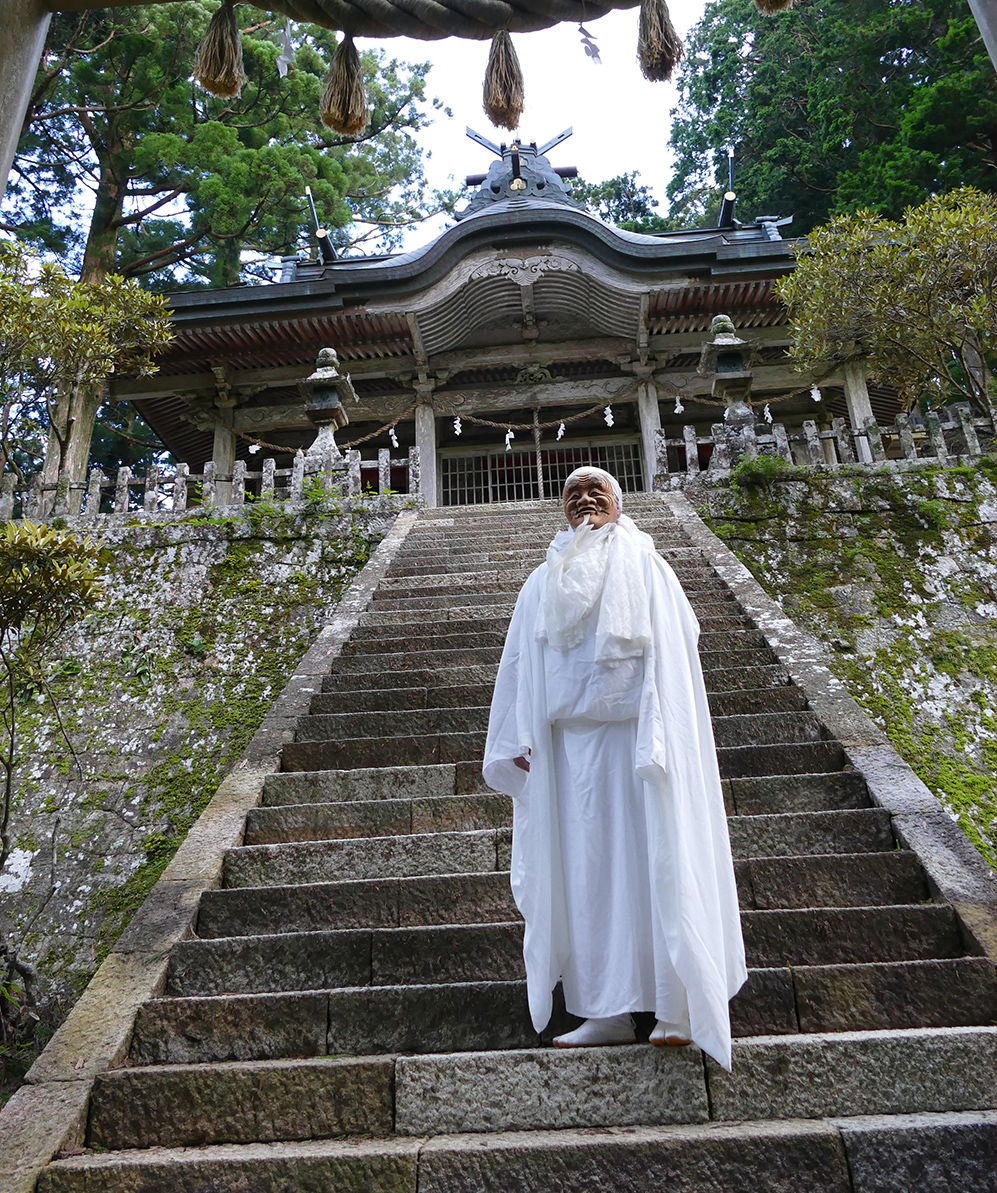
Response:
373,0,710,252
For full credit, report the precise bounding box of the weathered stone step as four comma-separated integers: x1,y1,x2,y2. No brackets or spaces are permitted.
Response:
387,548,698,574
130,980,537,1065
246,792,512,845
167,913,980,1013
307,682,806,719
85,966,997,1153
325,643,776,677
339,627,766,657
728,770,870,815
370,585,737,613
226,807,894,892
198,870,520,939
281,732,841,776
198,850,929,942
318,659,787,694
355,607,753,632
41,1109,997,1193
291,708,819,749
86,1056,394,1151
393,1029,996,1135
262,765,867,818
374,572,730,600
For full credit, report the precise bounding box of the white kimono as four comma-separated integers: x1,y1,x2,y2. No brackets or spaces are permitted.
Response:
483,515,747,1070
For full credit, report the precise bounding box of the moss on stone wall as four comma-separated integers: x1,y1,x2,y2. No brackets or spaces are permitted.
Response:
0,503,396,1093
694,463,996,869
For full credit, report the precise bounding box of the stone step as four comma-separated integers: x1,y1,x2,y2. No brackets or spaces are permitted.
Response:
127,966,988,1069
261,765,868,817
40,1109,997,1193
339,627,767,657
307,682,806,719
355,607,753,632
281,733,842,776
247,789,890,855
291,708,820,748
224,808,895,891
165,910,977,1008
198,850,930,941
324,644,777,676
387,548,698,574
370,586,738,613
374,573,730,601
318,659,788,694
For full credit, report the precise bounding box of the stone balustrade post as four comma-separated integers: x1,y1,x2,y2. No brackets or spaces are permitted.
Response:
346,450,361,497
803,420,825,466
772,423,794,463
954,406,982,458
290,450,305,502
682,425,700,475
708,424,729,472
741,423,759,461
201,461,217,508
26,472,43,519
0,473,15,521
231,460,246,506
114,467,131,514
173,464,189,512
84,468,104,520
831,417,857,464
52,472,71,517
143,465,159,514
378,448,391,495
863,417,886,462
924,411,949,463
261,457,276,500
408,445,421,498
894,414,917,460
652,428,669,491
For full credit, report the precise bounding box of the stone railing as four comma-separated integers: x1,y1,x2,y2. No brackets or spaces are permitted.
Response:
1,446,422,523
653,406,992,485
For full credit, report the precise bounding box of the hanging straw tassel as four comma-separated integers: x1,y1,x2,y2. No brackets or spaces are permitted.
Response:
482,31,524,131
320,35,369,135
753,0,797,11
193,0,247,99
637,0,684,82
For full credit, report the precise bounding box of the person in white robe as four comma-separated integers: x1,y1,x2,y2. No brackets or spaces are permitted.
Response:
483,467,746,1070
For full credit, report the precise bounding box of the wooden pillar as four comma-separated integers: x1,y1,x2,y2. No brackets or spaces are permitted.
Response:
0,0,49,196
636,377,661,494
842,361,875,463
212,421,236,506
414,399,438,508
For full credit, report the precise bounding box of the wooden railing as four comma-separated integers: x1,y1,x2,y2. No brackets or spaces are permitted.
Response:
1,446,421,522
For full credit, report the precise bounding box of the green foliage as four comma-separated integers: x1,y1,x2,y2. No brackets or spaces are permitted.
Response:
0,240,174,484
5,3,445,287
729,453,795,488
667,0,995,232
571,172,669,233
778,188,996,414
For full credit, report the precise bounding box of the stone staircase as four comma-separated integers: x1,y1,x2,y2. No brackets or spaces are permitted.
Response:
39,499,996,1191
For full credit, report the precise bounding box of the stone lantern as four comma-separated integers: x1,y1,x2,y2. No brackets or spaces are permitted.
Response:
698,314,756,431
298,347,357,463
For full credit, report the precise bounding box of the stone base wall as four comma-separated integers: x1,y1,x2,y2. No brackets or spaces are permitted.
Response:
0,500,405,1091
691,461,996,868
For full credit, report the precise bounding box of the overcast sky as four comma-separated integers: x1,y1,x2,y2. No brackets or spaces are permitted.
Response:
375,0,710,251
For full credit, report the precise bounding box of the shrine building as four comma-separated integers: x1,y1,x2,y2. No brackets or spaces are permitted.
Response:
113,132,901,506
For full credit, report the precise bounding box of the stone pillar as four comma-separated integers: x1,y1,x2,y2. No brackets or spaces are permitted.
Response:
414,398,438,508
842,361,875,463
0,0,50,197
212,421,236,506
636,377,661,494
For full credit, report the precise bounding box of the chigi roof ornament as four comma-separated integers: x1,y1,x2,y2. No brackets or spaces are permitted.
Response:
458,127,581,220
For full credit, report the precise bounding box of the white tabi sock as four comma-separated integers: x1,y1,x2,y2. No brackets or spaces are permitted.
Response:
552,1014,636,1048
650,1016,692,1047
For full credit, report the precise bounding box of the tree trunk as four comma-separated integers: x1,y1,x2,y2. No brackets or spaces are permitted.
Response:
41,140,126,496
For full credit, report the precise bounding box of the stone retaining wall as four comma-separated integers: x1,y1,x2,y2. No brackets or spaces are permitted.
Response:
690,461,996,868
0,498,408,1093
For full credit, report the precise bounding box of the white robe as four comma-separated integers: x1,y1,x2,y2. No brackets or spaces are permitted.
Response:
483,524,747,1070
